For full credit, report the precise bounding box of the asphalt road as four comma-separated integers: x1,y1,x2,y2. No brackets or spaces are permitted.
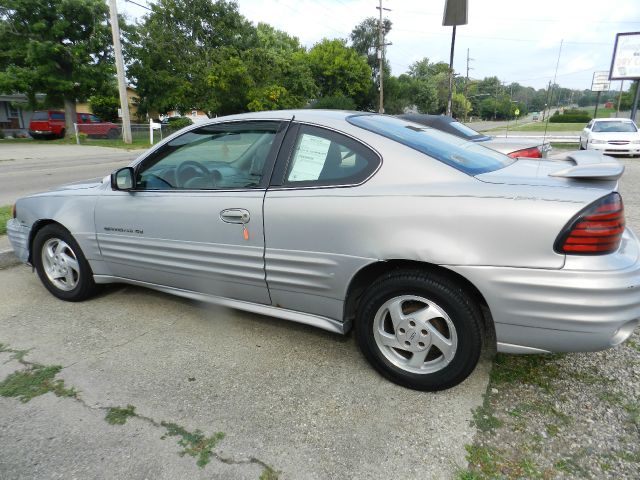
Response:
0,144,144,205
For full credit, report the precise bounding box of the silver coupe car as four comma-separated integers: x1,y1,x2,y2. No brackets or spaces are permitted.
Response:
6,110,640,391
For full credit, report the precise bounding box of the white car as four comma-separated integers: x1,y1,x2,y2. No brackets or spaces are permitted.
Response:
579,118,640,156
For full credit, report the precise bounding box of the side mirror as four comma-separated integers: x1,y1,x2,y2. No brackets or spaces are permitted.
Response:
111,167,135,191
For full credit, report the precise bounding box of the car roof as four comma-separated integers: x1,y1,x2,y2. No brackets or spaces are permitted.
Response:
215,109,366,124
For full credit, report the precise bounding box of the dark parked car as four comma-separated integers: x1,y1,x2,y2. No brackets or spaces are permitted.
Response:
399,114,550,158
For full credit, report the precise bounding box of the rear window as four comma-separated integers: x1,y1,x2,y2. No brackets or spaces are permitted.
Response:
592,121,637,133
347,114,514,175
50,112,65,121
31,111,48,121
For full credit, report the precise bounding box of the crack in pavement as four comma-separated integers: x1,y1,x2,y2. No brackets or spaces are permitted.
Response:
0,341,278,477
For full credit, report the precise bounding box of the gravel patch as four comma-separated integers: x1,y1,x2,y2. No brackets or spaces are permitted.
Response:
460,157,640,480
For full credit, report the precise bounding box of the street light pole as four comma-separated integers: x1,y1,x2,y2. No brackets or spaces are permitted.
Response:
442,0,468,118
108,0,132,144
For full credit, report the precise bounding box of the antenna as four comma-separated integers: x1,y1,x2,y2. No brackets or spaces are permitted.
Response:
542,39,563,148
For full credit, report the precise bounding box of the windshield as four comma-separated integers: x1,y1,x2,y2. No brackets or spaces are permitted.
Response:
592,121,637,133
31,111,48,121
347,114,514,175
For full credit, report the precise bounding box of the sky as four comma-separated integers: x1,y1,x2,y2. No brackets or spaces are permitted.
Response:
118,0,640,92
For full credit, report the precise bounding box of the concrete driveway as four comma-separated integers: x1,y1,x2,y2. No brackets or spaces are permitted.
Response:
0,269,489,479
0,144,143,205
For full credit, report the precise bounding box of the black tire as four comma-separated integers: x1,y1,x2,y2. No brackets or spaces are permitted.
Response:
355,269,483,391
107,128,120,139
59,129,66,139
32,224,98,302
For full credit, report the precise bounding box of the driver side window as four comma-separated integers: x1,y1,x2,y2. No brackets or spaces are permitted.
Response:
136,122,279,190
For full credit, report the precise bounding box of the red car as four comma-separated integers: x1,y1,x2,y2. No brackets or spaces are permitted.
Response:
29,110,121,139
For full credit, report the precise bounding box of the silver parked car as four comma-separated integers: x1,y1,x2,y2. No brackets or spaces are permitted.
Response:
6,110,640,391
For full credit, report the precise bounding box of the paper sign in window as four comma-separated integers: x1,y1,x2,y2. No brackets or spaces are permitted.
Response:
287,134,331,181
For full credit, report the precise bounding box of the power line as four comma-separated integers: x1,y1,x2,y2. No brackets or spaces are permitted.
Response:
125,0,152,12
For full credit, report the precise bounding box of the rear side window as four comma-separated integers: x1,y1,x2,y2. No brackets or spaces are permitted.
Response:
31,111,48,121
50,112,65,121
283,125,379,187
347,114,514,175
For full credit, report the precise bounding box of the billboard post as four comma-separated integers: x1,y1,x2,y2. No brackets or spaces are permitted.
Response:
591,71,610,119
609,32,640,121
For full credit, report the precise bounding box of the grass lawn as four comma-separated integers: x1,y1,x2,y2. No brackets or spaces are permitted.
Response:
550,142,580,149
0,136,151,150
0,205,12,236
490,122,584,133
585,106,618,118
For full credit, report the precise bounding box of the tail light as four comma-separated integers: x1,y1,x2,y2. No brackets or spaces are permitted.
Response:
507,146,542,158
555,193,625,255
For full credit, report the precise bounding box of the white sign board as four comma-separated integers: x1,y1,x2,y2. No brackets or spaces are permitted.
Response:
591,71,611,92
609,31,640,80
287,134,331,182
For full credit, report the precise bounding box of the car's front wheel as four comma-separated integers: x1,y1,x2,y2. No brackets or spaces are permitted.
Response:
32,224,97,301
355,270,483,391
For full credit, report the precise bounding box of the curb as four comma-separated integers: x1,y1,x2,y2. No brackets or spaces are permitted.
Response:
0,248,20,269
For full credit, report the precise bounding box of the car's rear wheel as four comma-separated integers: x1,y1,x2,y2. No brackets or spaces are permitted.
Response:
355,270,483,391
33,224,97,301
58,128,66,139
107,128,120,139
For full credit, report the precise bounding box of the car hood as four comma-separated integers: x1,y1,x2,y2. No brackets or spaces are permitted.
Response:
476,159,618,190
52,177,105,191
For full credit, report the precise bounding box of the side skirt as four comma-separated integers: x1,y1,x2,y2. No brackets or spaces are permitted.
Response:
93,275,350,335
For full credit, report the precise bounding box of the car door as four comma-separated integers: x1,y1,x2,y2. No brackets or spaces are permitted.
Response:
263,123,382,321
95,120,286,304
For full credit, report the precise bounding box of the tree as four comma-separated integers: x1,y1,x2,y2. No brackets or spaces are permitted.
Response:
349,17,392,111
89,95,120,122
0,0,114,135
307,39,372,108
451,93,471,119
126,0,257,117
206,27,317,114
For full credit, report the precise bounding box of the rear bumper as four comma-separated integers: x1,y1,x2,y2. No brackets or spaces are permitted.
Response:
448,229,640,353
29,130,57,137
6,218,30,263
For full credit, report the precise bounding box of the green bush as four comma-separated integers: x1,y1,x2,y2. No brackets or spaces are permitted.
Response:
312,95,357,110
549,114,591,123
89,95,120,122
166,117,193,129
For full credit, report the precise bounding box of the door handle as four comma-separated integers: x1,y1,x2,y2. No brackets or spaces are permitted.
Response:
220,208,250,224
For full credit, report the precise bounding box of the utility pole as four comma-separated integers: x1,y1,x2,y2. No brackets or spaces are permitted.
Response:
465,48,473,96
463,48,473,122
616,80,624,117
108,0,132,144
376,0,391,113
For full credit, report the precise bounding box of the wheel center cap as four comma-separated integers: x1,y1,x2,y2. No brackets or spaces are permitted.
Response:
395,318,430,352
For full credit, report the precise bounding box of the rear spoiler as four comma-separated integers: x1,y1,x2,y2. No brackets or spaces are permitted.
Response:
549,150,624,181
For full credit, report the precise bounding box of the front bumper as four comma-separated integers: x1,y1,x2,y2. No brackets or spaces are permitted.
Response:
448,229,640,353
587,143,640,155
6,218,31,263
